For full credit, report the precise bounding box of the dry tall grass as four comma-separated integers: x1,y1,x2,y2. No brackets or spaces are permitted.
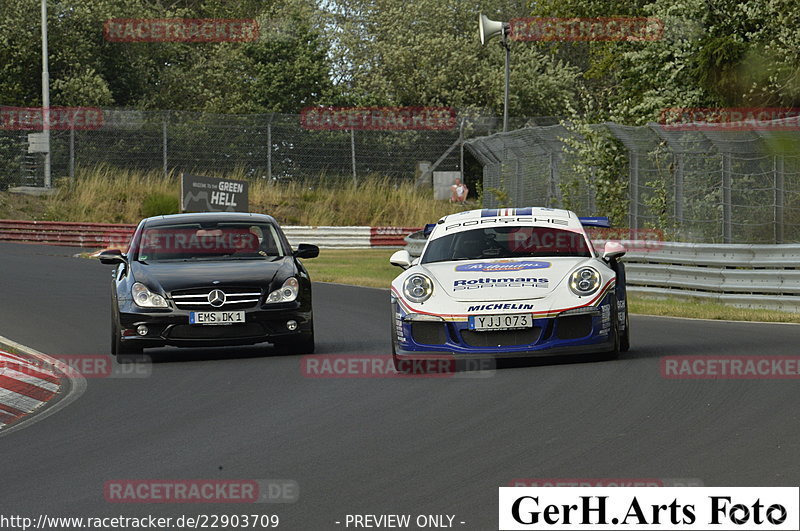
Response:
43,165,471,226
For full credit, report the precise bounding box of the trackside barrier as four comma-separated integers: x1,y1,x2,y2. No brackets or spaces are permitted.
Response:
369,227,421,247
0,220,419,250
283,226,419,248
0,220,135,247
624,242,800,313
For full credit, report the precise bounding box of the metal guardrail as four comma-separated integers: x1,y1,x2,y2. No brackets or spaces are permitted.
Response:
624,242,800,312
0,220,418,249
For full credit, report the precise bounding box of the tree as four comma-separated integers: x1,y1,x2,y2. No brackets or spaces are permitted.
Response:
0,0,338,112
528,0,800,124
322,0,581,116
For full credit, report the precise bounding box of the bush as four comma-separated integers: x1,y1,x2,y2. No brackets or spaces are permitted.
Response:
141,192,180,218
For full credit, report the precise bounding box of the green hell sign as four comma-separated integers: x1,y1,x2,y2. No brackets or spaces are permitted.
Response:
181,174,249,212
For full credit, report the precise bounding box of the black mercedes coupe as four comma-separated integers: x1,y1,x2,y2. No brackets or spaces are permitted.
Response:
99,212,319,358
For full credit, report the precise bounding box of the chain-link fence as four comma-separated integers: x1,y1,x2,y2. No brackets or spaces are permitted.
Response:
1,109,556,189
466,119,800,243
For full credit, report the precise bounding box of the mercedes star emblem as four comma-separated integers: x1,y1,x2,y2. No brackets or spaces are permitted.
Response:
208,289,226,307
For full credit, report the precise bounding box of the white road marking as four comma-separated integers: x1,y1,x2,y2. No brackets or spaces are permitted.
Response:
0,388,43,413
1,368,59,392
0,335,87,437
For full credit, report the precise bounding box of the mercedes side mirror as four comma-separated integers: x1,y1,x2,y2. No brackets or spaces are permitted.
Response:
98,249,127,265
294,243,319,259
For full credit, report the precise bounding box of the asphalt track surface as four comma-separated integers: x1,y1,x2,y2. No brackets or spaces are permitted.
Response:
1,241,799,530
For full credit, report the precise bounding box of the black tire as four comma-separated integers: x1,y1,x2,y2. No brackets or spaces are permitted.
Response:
112,312,143,362
276,326,315,355
604,299,621,361
619,302,630,352
392,350,412,373
392,356,419,374
292,331,315,355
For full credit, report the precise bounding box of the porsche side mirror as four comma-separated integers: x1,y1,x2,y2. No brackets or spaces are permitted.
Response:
98,249,126,265
294,243,319,259
390,250,412,269
602,241,626,262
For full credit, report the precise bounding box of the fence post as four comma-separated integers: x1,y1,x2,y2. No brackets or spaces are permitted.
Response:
775,154,785,244
547,151,556,206
162,113,168,179
459,117,465,181
69,122,75,180
350,128,357,184
722,152,732,243
674,152,683,226
267,113,273,181
629,151,639,230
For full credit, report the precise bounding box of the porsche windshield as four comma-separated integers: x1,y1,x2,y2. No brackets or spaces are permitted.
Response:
136,222,286,261
421,226,592,264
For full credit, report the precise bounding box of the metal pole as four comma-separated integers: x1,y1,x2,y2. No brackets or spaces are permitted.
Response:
69,123,74,180
548,151,558,207
722,152,732,243
162,114,168,178
459,117,465,180
629,151,639,230
502,36,510,133
41,0,51,187
674,153,684,225
350,128,357,184
775,155,785,244
266,114,273,181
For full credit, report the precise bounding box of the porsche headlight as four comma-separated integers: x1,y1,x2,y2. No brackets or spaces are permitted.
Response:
266,277,299,303
132,282,168,308
403,274,433,303
569,267,601,296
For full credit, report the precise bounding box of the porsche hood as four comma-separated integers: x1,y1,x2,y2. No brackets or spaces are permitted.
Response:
419,257,598,302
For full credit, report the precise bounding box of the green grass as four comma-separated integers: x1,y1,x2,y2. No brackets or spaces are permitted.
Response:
303,250,800,323
629,295,800,323
304,249,399,289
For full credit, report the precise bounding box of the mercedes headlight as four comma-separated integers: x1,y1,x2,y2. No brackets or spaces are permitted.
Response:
266,277,299,303
132,282,168,308
403,274,433,303
569,267,601,296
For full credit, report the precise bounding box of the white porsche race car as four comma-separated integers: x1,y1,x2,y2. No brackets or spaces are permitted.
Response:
389,207,629,369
